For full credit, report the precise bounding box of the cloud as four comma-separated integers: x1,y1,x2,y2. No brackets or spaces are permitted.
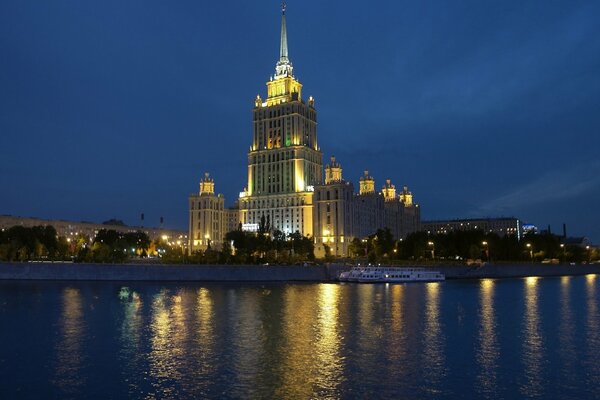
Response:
475,160,600,216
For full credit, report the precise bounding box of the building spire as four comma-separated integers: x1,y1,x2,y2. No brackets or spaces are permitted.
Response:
280,2,288,62
275,1,293,78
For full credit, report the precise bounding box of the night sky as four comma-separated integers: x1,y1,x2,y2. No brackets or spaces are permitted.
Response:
1,1,599,242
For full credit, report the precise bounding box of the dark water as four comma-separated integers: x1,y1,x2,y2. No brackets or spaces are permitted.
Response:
0,276,599,399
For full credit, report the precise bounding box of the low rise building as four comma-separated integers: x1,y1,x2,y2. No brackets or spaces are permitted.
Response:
422,217,522,239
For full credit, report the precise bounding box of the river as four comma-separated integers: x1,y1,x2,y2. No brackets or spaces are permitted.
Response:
0,276,599,399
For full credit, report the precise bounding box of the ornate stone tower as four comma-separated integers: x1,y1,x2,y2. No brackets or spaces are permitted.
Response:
189,172,225,252
238,3,323,236
359,170,375,195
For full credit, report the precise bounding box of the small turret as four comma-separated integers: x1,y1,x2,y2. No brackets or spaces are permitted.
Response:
359,170,375,194
399,185,413,206
382,179,396,201
325,155,343,184
199,172,215,195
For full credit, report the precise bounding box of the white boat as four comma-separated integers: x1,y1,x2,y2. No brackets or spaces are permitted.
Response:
339,266,445,283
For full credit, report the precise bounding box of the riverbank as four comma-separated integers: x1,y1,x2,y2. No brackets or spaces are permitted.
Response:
1,262,600,282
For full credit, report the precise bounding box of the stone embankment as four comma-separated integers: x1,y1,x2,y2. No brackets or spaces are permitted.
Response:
0,262,599,282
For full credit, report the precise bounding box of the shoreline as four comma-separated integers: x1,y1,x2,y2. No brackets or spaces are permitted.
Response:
1,262,600,282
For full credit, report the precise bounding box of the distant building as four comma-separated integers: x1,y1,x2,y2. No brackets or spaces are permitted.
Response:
0,215,187,243
422,217,522,239
188,173,226,252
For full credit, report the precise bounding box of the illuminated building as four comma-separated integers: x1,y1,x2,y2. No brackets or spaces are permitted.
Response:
422,217,522,239
237,2,321,236
188,4,421,256
188,173,226,251
0,215,186,243
314,157,420,257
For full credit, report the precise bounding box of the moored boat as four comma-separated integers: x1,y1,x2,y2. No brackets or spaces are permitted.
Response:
339,266,445,283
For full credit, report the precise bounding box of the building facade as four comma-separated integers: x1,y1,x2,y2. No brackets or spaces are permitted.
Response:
237,4,322,237
0,215,186,243
422,217,522,239
188,173,226,252
313,158,420,257
188,4,421,256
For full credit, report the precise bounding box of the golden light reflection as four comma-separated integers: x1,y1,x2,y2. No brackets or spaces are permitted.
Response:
422,282,444,388
476,279,498,397
278,285,317,398
53,287,85,395
586,274,597,284
558,275,576,383
586,273,600,381
148,289,187,398
195,288,214,352
313,284,342,393
520,276,543,397
387,284,407,379
526,276,539,286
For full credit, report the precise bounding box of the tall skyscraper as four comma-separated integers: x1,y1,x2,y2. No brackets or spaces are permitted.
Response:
238,3,322,236
188,4,421,256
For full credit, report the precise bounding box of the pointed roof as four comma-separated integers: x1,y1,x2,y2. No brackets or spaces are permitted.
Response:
275,2,293,78
280,2,288,63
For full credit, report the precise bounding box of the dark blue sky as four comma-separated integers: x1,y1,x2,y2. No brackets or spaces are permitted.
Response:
1,1,599,242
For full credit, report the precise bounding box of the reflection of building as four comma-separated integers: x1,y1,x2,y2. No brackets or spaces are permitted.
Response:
187,4,421,256
422,217,522,239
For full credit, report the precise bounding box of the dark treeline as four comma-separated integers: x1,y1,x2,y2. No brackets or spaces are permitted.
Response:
0,226,68,261
163,229,315,265
77,229,151,263
0,226,151,263
1,224,596,265
347,228,597,264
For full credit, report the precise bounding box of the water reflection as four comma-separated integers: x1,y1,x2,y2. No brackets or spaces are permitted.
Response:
119,287,143,395
148,289,187,398
313,284,342,396
278,285,318,398
194,287,214,365
520,277,544,397
586,275,600,395
386,285,408,384
558,277,576,388
53,287,85,396
422,282,445,393
229,288,265,398
476,279,498,397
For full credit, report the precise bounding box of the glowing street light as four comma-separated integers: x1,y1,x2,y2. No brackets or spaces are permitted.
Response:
482,241,490,261
526,243,533,260
586,245,591,263
428,241,435,260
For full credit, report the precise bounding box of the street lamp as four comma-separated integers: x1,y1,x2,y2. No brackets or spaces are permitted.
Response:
560,243,566,262
526,243,533,260
482,241,490,262
428,241,435,260
586,245,591,263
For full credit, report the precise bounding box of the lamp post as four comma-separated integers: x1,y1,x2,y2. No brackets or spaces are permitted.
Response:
526,243,533,261
586,245,591,263
428,241,435,261
560,243,565,263
482,241,490,262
